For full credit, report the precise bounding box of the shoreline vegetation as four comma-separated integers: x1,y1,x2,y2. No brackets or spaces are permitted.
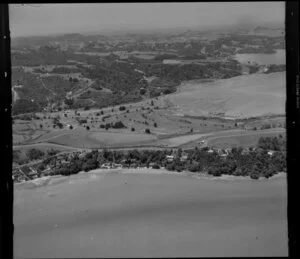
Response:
13,135,286,183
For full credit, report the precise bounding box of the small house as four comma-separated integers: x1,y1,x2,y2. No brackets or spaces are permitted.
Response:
241,148,250,155
267,150,275,156
198,140,205,145
224,148,232,155
180,153,188,162
216,149,223,155
166,155,174,162
220,154,227,159
28,167,38,176
101,165,110,169
41,166,52,175
21,166,32,175
121,159,128,164
130,158,137,163
78,152,86,159
111,163,122,169
61,160,70,165
149,162,156,168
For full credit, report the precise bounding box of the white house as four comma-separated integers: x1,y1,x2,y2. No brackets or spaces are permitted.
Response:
224,148,232,155
100,163,111,169
180,152,188,162
267,150,275,156
111,163,122,169
220,154,227,159
28,167,38,176
166,155,174,162
241,148,250,155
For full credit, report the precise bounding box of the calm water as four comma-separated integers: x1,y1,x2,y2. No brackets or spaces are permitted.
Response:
234,49,286,65
14,170,288,257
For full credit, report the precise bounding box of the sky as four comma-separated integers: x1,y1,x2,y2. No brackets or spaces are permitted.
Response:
9,2,285,37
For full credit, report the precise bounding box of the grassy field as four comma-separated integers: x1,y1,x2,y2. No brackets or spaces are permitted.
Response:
161,132,213,147
13,143,80,153
13,96,236,147
167,72,285,119
46,130,157,148
206,130,286,148
179,128,286,149
13,71,285,150
14,112,285,150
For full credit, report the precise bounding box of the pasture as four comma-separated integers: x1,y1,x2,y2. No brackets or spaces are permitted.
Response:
13,143,80,153
46,130,157,148
206,130,286,149
178,128,286,149
13,70,285,151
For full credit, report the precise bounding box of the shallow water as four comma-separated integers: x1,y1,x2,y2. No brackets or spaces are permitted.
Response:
14,170,288,257
234,49,285,65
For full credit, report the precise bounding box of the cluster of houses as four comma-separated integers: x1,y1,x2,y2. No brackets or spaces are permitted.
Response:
13,146,278,183
206,146,276,156
97,151,189,170
13,151,83,183
13,166,39,182
206,147,232,157
100,162,122,169
166,152,188,162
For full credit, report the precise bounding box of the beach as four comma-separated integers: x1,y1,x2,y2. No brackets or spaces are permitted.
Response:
14,169,288,257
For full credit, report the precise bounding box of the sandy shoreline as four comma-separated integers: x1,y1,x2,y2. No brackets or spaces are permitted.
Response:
14,168,287,190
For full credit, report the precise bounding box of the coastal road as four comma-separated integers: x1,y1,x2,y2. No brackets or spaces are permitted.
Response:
14,128,285,151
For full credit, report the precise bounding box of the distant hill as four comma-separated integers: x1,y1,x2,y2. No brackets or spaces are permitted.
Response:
11,33,100,48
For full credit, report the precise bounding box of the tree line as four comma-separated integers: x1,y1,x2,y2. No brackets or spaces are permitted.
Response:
20,135,286,181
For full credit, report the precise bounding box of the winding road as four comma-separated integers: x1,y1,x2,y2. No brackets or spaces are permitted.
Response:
13,127,285,169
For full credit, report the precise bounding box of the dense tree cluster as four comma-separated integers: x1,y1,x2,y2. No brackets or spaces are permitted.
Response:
18,136,286,182
12,99,40,115
51,67,80,74
78,118,88,124
257,135,286,151
12,69,82,114
26,148,45,161
100,120,126,130
46,148,60,157
52,116,63,129
13,150,21,162
12,30,285,113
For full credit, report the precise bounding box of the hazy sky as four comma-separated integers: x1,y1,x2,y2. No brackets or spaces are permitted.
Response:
10,2,285,37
